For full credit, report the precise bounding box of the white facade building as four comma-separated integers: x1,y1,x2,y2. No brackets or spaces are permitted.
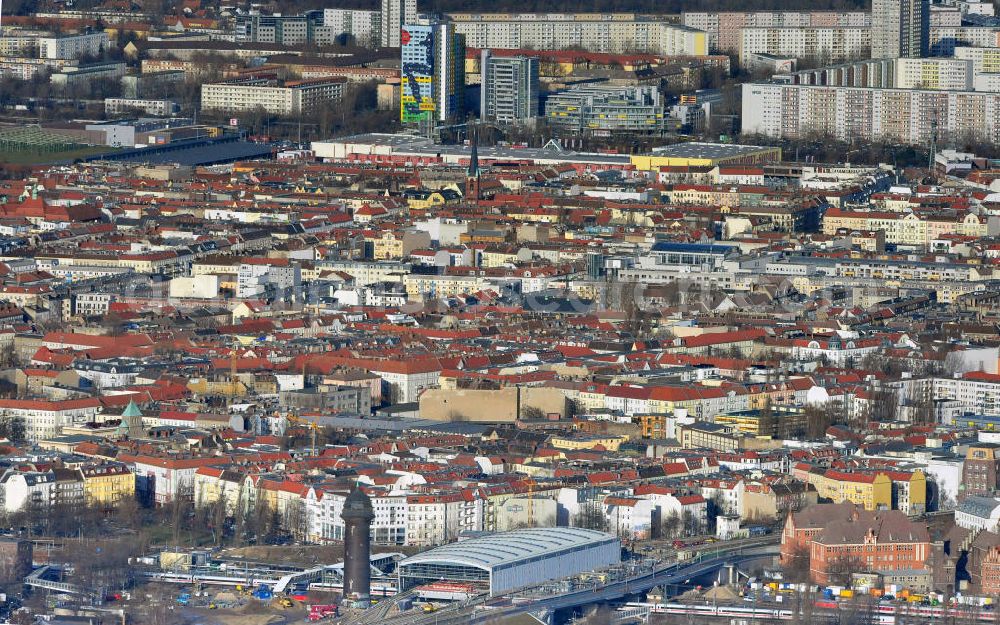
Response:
738,27,870,66
0,472,54,513
0,398,102,441
37,32,109,59
369,362,440,404
682,11,870,53
894,57,974,90
742,81,1000,145
604,497,658,540
405,493,483,547
934,373,1000,416
323,9,381,47
73,293,113,316
873,0,929,58
929,25,1000,55
955,496,1000,531
236,261,302,299
73,358,142,389
201,78,345,117
381,0,417,47
307,490,408,545
447,14,708,56
105,98,179,117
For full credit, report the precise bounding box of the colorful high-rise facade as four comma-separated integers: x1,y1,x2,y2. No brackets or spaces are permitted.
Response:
400,19,465,124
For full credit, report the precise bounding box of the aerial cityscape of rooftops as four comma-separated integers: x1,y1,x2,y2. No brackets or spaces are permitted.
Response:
8,0,1000,624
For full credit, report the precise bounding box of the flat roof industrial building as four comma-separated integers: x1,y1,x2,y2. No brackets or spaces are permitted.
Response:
312,133,631,168
396,527,620,596
312,133,780,172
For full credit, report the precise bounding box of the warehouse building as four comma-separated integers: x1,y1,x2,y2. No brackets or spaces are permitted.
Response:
396,527,620,596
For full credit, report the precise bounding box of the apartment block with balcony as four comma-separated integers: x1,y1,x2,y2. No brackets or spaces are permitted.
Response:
544,85,669,135
738,26,870,66
682,10,870,53
201,77,346,117
742,81,1000,145
447,14,707,56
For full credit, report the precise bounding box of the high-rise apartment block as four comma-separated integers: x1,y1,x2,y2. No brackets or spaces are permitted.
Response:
738,27,870,66
741,80,1000,145
235,13,312,46
929,25,1000,55
447,14,708,56
400,20,465,124
682,11,870,53
760,55,1000,92
872,0,930,58
323,9,381,47
894,57,974,90
480,51,539,124
37,32,109,59
382,0,418,47
955,45,1000,73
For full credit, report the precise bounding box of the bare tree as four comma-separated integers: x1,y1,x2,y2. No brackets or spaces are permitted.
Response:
283,498,307,541
574,499,608,532
682,510,703,537
706,492,727,533
661,511,681,539
910,388,937,426
826,554,864,587
784,543,811,583
520,405,545,420
0,416,27,444
867,385,899,423
757,399,776,437
62,535,142,599
804,404,836,439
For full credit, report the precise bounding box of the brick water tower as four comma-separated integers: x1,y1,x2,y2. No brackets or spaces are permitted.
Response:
341,485,375,607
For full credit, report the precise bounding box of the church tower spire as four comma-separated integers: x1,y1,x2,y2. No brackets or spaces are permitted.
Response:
466,125,482,201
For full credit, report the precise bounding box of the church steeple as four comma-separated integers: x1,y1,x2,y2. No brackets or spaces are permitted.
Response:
468,126,480,178
118,399,144,439
466,125,482,202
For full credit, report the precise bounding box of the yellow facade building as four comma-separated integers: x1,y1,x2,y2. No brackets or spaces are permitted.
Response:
550,434,628,452
823,208,987,247
629,144,780,172
81,464,135,506
804,469,892,511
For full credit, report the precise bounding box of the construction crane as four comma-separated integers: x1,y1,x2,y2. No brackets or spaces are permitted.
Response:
229,348,240,398
526,478,535,528
285,413,319,457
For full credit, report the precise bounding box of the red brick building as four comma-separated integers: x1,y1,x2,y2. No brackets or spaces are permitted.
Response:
0,538,32,584
782,502,931,585
980,546,1000,595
